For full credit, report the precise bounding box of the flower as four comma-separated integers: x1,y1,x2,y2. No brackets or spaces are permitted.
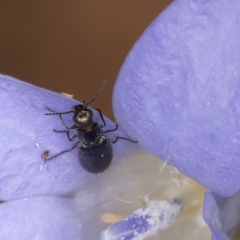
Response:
1,0,240,239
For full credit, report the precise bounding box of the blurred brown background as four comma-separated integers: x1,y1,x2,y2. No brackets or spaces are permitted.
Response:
0,1,172,120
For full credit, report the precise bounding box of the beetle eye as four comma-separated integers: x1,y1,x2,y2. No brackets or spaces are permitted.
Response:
72,104,84,112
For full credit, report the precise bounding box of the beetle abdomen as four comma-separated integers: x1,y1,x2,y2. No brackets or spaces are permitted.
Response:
78,137,113,173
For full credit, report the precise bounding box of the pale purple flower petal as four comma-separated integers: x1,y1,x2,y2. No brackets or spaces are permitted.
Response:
0,197,82,240
0,75,136,201
113,0,240,197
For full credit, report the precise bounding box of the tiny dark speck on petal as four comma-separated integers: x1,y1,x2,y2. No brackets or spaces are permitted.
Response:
41,151,49,162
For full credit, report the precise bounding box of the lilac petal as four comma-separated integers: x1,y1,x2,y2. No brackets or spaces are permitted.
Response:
0,197,83,240
203,190,240,240
0,74,137,201
100,199,182,240
113,0,240,197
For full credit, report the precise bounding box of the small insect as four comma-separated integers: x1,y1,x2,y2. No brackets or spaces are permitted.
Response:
42,80,137,173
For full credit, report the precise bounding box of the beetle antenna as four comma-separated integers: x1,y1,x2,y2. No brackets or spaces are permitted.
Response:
85,80,107,106
45,107,75,116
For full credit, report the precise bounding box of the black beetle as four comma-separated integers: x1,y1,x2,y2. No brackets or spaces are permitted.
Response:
42,80,137,173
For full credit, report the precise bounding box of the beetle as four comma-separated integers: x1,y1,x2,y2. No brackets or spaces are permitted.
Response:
42,80,137,173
